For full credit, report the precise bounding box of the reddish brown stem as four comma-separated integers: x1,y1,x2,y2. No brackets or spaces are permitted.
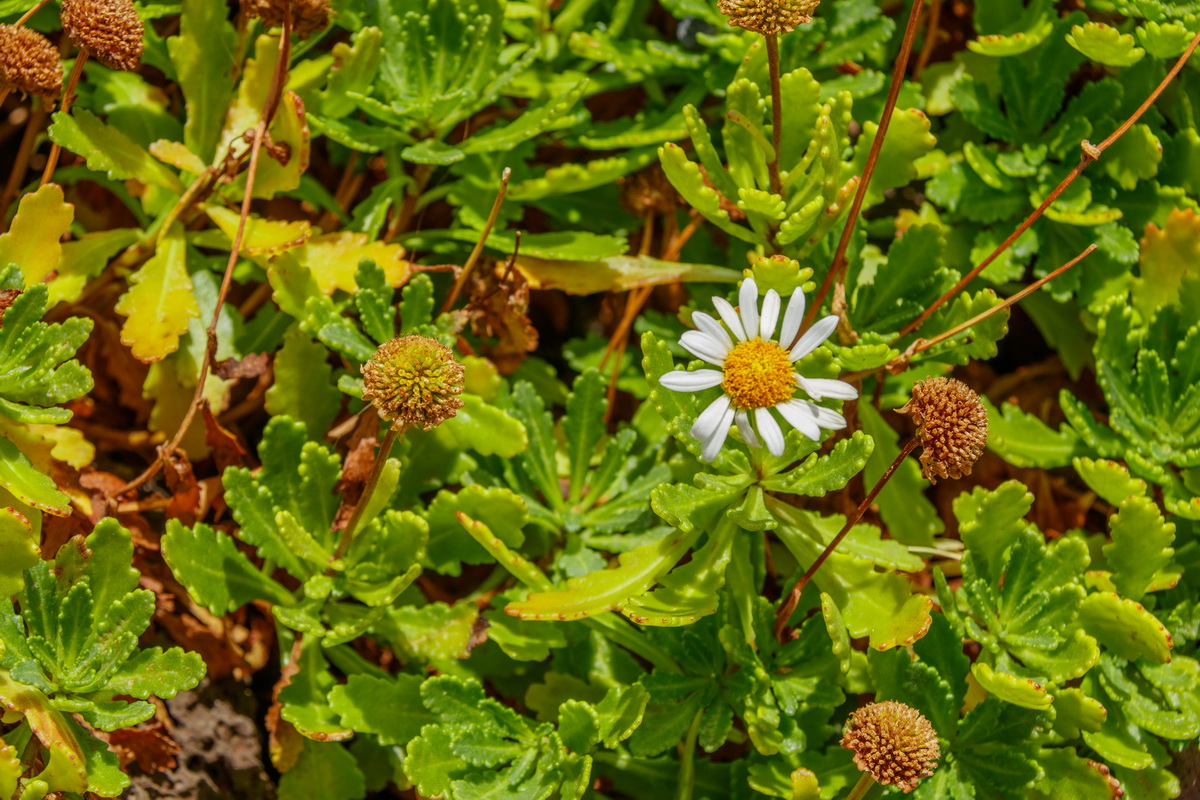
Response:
806,0,926,329
0,98,46,227
442,168,512,312
765,33,783,197
40,53,88,186
913,0,942,78
774,437,919,643
898,27,1200,339
15,0,51,26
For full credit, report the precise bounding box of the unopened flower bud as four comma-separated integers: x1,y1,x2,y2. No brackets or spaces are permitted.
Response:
841,701,940,793
362,335,465,431
0,25,63,98
898,376,988,483
717,0,820,35
245,0,331,39
60,0,144,71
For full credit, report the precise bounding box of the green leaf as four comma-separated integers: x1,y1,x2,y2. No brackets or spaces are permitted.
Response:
405,724,458,798
166,0,236,162
0,435,69,515
1104,124,1162,191
1079,592,1173,663
1066,22,1146,66
442,394,528,458
463,81,587,154
760,430,875,498
1073,457,1148,505
971,662,1053,709
161,520,294,613
103,646,205,699
1104,495,1175,601
851,108,937,205
0,507,38,596
1137,20,1195,58
595,683,650,748
563,369,605,505
329,673,433,745
857,404,940,546
424,485,528,576
515,251,739,295
47,109,184,192
113,224,199,363
506,527,700,621
265,331,341,440
278,739,366,800
659,143,759,244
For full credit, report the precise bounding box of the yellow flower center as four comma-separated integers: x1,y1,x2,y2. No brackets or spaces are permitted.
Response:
722,338,796,410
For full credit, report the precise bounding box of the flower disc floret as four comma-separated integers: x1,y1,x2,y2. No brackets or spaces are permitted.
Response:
657,278,858,462
898,377,988,483
362,335,465,431
0,25,63,98
717,0,820,35
841,701,940,793
60,0,144,71
722,339,795,410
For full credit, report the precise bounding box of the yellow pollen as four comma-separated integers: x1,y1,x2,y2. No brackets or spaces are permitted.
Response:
722,338,796,410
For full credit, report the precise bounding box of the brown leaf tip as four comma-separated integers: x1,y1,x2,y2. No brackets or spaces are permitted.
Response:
245,0,331,40
841,701,940,793
898,376,988,483
0,24,63,98
60,0,144,71
716,0,820,35
362,335,465,431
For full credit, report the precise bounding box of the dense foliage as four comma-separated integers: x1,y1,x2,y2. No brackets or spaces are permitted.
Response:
1,0,1199,798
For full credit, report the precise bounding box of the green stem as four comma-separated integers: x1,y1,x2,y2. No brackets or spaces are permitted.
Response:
846,772,877,800
334,424,402,561
676,707,704,800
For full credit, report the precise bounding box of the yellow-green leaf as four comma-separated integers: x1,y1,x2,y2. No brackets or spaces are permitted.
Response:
1079,592,1173,663
115,226,199,363
299,232,410,295
971,662,1054,709
205,206,312,256
0,183,73,285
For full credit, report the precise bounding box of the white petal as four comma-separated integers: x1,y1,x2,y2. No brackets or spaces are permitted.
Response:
660,369,725,392
692,311,733,352
739,279,759,342
759,289,781,340
811,404,849,430
680,330,730,365
735,409,760,447
777,399,822,441
778,289,806,349
691,394,732,442
795,375,860,401
790,315,839,361
713,296,747,342
755,407,786,457
701,404,735,463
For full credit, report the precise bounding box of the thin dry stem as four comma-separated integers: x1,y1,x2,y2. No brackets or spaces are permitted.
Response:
899,27,1200,339
766,33,783,197
0,96,46,226
774,437,919,643
334,423,402,562
442,167,512,312
15,0,51,26
39,53,87,185
806,0,925,329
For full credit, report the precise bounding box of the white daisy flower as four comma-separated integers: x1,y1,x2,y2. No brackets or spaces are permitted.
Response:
659,278,858,462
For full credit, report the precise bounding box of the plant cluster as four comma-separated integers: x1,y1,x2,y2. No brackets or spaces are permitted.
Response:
0,0,1198,798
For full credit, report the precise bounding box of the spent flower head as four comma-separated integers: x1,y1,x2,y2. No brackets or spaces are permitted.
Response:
60,0,144,71
841,701,940,793
898,377,988,483
362,335,465,431
0,25,63,98
717,0,820,35
658,278,857,462
245,0,331,39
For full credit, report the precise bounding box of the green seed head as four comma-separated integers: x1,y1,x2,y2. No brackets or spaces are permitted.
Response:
362,335,465,430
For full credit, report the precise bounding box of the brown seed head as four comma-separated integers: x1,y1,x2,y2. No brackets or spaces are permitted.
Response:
717,0,820,35
245,0,331,39
898,376,988,483
841,701,940,793
362,335,465,431
60,0,144,71
0,25,63,98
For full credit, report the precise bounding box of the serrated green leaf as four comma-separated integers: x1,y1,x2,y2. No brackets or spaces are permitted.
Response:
48,110,183,192
329,673,432,745
161,520,294,613
442,393,528,458
278,738,366,800
971,662,1054,709
0,507,38,597
425,485,528,576
1067,22,1146,66
1080,592,1173,662
264,331,341,440
166,0,236,162
113,225,199,364
1104,495,1175,601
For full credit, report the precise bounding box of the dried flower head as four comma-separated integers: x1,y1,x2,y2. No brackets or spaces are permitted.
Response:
841,701,940,793
0,25,63,98
717,0,820,35
60,0,144,71
245,0,331,39
898,376,988,483
362,335,465,431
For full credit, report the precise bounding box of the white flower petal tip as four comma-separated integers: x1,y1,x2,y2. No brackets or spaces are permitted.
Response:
738,279,759,344
779,289,806,348
660,369,725,392
691,394,732,443
712,297,747,342
797,376,860,401
790,315,840,362
692,311,733,350
755,407,786,457
759,289,781,339
699,403,735,462
680,330,730,365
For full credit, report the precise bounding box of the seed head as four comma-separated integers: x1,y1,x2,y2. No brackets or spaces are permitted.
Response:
898,377,988,483
361,335,465,431
245,0,331,39
841,701,940,793
60,0,144,71
717,0,820,35
0,25,63,98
